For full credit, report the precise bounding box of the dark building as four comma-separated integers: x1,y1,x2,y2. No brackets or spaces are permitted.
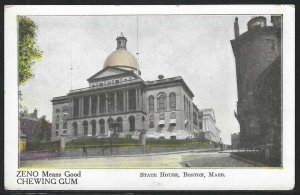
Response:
19,109,52,143
254,56,281,165
231,16,282,165
231,132,240,149
19,109,39,143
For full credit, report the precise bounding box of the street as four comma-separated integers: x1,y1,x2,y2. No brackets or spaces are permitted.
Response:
20,151,255,168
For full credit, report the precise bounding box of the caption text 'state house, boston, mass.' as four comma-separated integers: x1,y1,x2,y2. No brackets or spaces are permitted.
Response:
51,33,221,142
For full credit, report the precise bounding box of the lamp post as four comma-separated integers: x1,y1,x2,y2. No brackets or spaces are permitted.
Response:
106,96,120,155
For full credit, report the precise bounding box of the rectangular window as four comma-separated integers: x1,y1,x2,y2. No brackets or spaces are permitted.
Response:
267,39,275,51
115,80,120,83
128,89,136,110
199,122,203,129
91,96,97,115
149,114,154,120
99,94,106,113
83,97,89,116
149,96,154,112
63,122,67,129
193,111,197,124
108,93,115,112
170,112,176,119
56,124,59,129
117,91,124,112
99,82,103,86
73,98,79,117
159,113,165,120
170,93,176,110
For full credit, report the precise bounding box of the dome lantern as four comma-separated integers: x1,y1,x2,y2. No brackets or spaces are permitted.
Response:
116,32,127,50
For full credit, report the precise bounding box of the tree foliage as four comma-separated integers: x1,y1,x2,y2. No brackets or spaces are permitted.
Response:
18,16,43,85
37,116,52,142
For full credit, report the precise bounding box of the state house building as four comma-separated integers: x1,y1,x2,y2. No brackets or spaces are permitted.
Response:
51,33,221,142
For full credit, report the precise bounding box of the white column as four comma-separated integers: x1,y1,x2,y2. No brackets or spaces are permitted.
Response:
114,91,117,112
135,89,138,110
123,91,126,111
81,98,84,117
105,93,108,113
89,96,92,116
96,121,100,135
71,99,74,118
105,119,109,134
79,121,83,136
96,95,99,115
125,91,128,111
88,120,92,136
79,98,82,117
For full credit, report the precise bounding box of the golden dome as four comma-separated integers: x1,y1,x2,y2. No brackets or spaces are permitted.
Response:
103,49,139,70
103,33,139,71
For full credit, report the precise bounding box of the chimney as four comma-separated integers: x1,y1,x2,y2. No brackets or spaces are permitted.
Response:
271,15,282,28
158,74,164,80
234,17,240,39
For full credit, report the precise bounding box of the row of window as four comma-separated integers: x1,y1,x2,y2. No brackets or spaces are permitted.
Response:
184,95,192,120
148,121,176,128
148,92,176,112
56,122,68,130
68,116,137,136
90,77,131,87
56,106,69,114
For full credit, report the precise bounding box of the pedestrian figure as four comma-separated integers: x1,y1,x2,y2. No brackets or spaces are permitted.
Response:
82,144,87,157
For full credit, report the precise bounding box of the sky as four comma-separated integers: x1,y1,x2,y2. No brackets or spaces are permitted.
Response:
20,15,272,145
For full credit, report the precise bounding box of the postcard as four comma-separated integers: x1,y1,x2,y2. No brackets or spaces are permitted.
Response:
4,5,295,190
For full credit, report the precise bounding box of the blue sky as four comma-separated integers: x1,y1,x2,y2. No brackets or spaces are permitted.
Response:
20,15,272,144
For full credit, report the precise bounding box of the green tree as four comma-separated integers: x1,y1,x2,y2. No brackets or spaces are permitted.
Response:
18,16,43,85
34,116,52,143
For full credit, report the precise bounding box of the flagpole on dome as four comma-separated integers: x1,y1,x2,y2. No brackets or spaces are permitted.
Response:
136,16,140,61
70,36,73,90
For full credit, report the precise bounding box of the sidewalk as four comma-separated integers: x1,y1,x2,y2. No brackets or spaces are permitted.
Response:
20,147,220,161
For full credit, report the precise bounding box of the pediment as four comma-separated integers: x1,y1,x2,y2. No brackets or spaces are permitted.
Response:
87,67,130,81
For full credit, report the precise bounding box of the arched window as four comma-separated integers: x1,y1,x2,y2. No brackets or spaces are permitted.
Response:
169,93,176,110
91,120,96,136
72,122,78,136
117,117,123,132
99,119,105,134
107,118,114,130
149,121,154,128
148,95,154,112
157,93,166,110
55,109,60,121
129,116,135,131
83,121,88,136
